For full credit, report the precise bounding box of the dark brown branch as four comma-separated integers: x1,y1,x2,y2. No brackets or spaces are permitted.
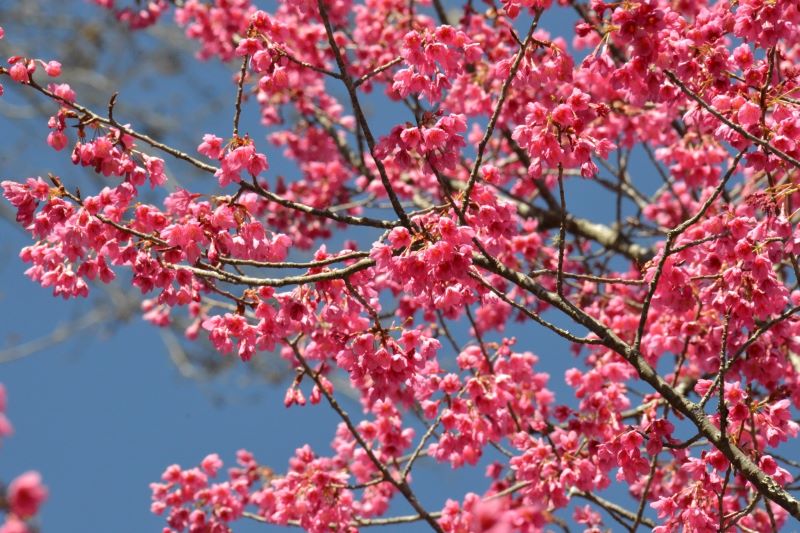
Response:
167,257,375,288
24,77,219,174
528,269,646,285
275,47,342,79
469,270,603,345
631,456,659,532
219,251,370,269
555,164,568,297
354,57,403,87
232,50,249,137
240,181,396,229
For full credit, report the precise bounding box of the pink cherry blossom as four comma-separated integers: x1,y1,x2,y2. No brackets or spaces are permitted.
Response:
8,471,47,518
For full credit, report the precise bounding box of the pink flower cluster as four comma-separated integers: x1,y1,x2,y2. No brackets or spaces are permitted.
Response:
393,26,482,103
252,445,356,532
202,287,300,362
428,342,553,469
336,328,441,406
439,492,546,533
376,113,467,173
71,131,167,188
5,53,62,87
512,89,615,178
199,135,269,188
176,0,255,61
150,451,259,532
372,216,479,320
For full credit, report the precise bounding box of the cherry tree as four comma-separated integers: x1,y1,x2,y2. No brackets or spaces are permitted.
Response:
2,0,800,531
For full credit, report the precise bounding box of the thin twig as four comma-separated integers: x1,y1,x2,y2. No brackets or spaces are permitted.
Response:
461,16,541,215
232,50,250,137
556,164,568,298
219,251,370,269
276,47,342,79
354,57,403,87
